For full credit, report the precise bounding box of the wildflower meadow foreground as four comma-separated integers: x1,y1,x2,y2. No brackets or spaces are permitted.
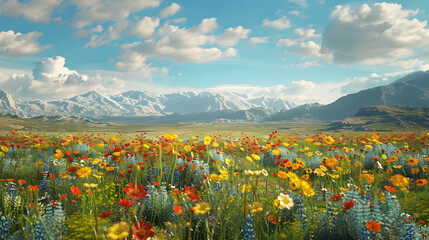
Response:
0,130,429,240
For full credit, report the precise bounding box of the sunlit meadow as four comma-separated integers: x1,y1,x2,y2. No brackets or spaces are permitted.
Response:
0,130,428,239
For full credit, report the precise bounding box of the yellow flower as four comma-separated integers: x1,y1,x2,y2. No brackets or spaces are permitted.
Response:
324,157,338,168
314,168,325,176
250,202,263,213
106,166,115,171
76,167,92,178
323,136,335,145
390,174,409,188
359,174,375,185
292,163,300,170
319,165,328,172
252,154,261,161
99,162,106,168
184,145,192,152
209,174,222,182
354,161,362,168
213,142,219,147
106,222,129,240
272,149,280,155
246,156,253,162
204,136,212,146
240,184,253,193
53,149,64,159
83,183,98,188
301,181,315,197
365,145,373,150
307,152,313,157
277,171,288,179
274,193,294,209
164,133,179,140
1,145,8,152
191,202,211,214
393,165,402,169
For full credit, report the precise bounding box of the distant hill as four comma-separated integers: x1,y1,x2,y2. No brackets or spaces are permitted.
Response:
0,114,110,132
268,71,429,121
329,105,429,131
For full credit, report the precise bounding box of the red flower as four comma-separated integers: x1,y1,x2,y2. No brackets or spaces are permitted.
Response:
133,221,154,240
98,211,112,218
330,194,342,201
342,200,355,210
123,183,147,200
119,199,132,207
372,157,378,161
268,215,277,224
71,186,81,195
17,179,26,185
366,220,381,232
118,172,126,178
178,165,185,171
174,205,182,215
185,186,201,202
68,166,79,172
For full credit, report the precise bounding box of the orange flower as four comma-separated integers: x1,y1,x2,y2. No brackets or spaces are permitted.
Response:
71,186,81,195
174,205,182,215
407,158,419,166
384,185,396,193
17,179,26,185
367,220,381,232
185,186,200,202
173,189,180,194
389,156,398,162
416,179,428,187
411,168,420,174
178,165,185,171
277,171,287,179
74,150,80,154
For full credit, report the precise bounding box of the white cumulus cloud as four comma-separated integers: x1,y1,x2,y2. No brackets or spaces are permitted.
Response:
130,16,160,38
116,18,246,67
160,3,181,18
321,2,429,65
0,0,61,23
70,0,160,29
262,16,291,30
277,28,321,46
0,56,125,100
0,30,52,58
248,37,269,44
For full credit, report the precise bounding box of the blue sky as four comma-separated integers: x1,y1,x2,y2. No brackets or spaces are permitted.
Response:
0,0,428,104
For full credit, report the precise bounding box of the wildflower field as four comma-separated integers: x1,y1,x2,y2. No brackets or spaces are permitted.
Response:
0,129,428,240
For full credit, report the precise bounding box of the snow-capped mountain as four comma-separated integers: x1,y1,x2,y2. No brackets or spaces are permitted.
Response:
0,89,296,119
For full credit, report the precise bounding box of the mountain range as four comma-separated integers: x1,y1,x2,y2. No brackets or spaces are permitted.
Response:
0,90,295,119
0,70,428,124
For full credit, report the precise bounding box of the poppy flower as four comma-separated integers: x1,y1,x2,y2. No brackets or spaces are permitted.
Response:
174,205,182,215
123,183,147,200
133,221,154,240
342,200,354,210
330,194,342,201
17,179,26,185
185,186,201,202
384,185,396,193
71,186,81,195
366,220,381,232
268,215,277,224
119,199,132,207
99,211,112,218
